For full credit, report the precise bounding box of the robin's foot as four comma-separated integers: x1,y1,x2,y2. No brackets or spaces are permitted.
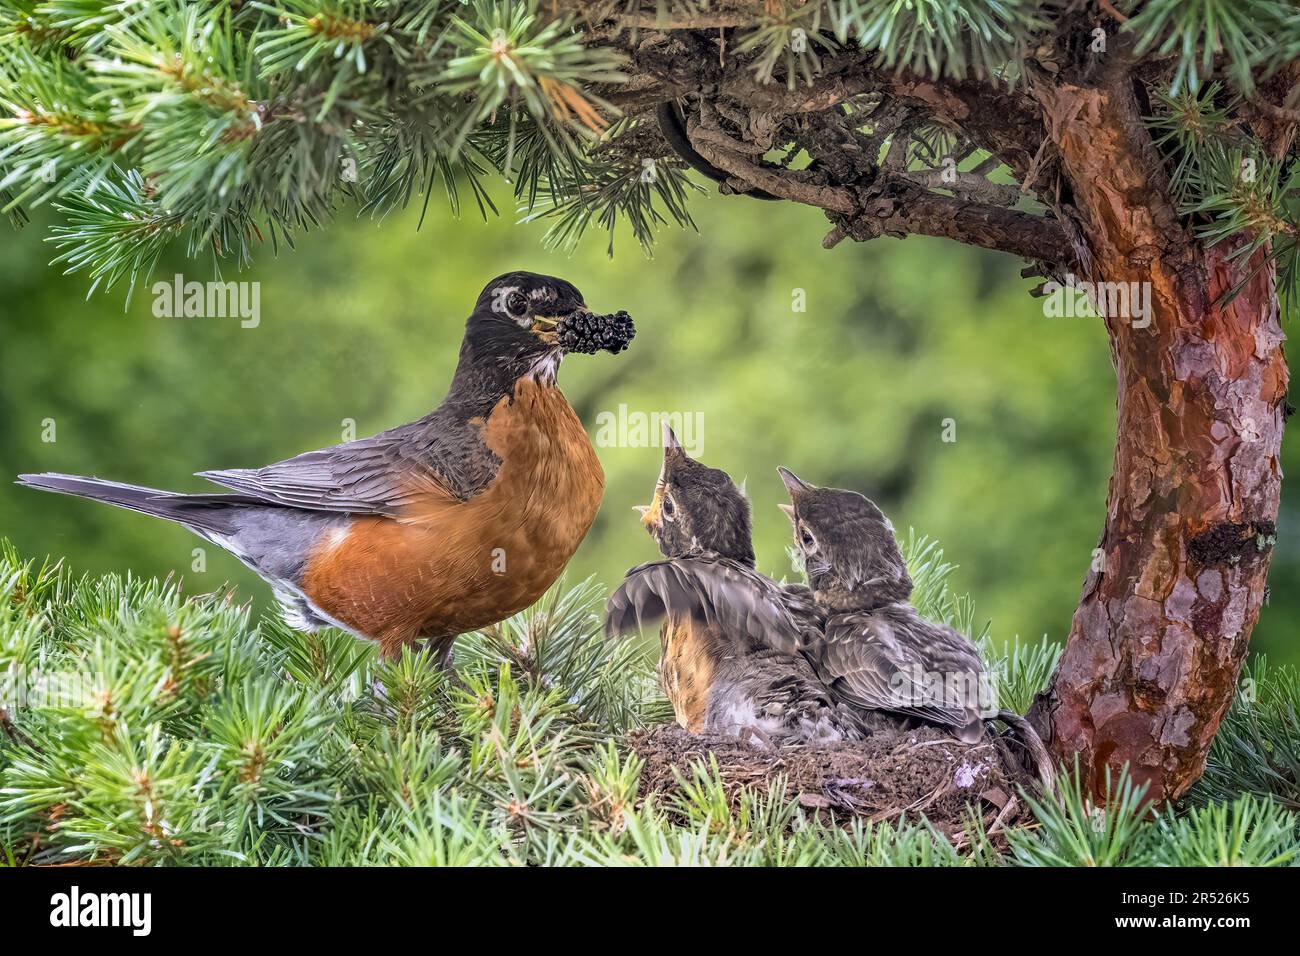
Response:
424,638,468,690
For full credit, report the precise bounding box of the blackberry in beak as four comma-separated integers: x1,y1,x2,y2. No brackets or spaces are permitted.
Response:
557,310,635,354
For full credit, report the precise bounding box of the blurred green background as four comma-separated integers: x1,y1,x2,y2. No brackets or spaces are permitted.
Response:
1,185,1295,660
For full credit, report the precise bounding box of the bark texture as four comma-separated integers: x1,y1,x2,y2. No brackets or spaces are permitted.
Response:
1026,77,1290,802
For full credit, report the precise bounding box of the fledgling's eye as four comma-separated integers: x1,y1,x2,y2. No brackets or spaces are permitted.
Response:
506,291,529,317
799,526,817,553
661,494,677,520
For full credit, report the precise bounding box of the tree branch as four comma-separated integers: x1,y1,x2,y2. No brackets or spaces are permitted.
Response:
839,181,1074,263
686,114,857,213
720,62,1052,185
0,705,36,751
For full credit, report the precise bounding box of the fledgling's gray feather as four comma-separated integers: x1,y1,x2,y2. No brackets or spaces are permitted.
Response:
779,470,991,742
604,553,812,657
818,604,990,742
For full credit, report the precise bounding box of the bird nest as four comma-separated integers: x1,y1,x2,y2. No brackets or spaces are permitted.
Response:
627,723,1041,837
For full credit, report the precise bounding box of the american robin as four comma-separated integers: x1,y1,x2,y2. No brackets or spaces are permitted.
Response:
604,425,860,744
776,466,993,743
19,272,635,663
777,467,1056,786
774,468,1060,785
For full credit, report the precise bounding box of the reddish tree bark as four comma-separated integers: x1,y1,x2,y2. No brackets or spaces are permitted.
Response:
1026,76,1290,803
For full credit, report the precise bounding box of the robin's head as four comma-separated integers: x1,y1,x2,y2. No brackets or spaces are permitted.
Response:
777,467,912,611
457,272,634,392
637,424,754,566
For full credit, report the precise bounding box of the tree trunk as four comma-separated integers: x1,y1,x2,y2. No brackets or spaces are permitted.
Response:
1026,76,1290,803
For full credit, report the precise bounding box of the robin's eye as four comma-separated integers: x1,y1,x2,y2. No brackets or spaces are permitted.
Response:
800,527,817,552
662,495,676,520
506,291,529,317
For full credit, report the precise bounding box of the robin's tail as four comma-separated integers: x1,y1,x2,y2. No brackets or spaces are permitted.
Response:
17,473,241,536
994,710,1056,794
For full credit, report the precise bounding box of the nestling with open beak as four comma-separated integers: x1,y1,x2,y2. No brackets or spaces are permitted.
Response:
605,425,863,743
20,271,635,663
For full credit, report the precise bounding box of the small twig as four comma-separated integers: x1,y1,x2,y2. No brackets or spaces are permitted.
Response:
884,118,916,170
902,168,1023,207
987,794,1019,838
689,123,770,156
971,153,1002,177
0,706,37,751
1019,128,1053,194
687,112,857,213
1096,0,1130,23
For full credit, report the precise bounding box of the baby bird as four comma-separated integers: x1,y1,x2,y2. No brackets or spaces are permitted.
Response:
777,468,1055,788
777,467,993,743
605,426,858,744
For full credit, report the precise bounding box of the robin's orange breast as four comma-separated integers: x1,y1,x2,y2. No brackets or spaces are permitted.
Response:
659,615,717,733
300,377,604,655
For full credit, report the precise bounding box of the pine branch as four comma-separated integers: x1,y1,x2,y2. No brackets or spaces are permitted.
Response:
2,1,1299,293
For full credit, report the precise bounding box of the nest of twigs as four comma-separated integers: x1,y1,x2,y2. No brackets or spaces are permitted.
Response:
628,723,1042,838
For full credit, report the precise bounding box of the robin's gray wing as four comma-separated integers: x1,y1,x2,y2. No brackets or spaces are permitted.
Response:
604,555,814,655
194,408,497,515
819,606,987,730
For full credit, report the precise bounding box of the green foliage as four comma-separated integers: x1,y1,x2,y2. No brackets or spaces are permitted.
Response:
1009,763,1155,866
1144,68,1300,305
1148,797,1299,866
0,0,645,289
2,541,1298,866
982,637,1061,718
734,1,838,89
1123,0,1294,96
4,0,1300,291
1009,762,1300,867
826,0,1046,83
1193,658,1300,811
902,530,988,642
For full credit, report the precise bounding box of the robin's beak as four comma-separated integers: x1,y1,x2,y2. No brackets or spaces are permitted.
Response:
530,314,563,346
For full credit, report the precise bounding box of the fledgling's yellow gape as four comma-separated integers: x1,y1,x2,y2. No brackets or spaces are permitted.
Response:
606,425,865,744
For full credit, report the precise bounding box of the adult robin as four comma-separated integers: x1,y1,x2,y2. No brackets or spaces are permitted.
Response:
776,467,1054,785
19,272,635,663
605,425,862,744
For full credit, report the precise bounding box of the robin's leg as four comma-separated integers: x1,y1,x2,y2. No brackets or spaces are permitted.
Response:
421,633,467,689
